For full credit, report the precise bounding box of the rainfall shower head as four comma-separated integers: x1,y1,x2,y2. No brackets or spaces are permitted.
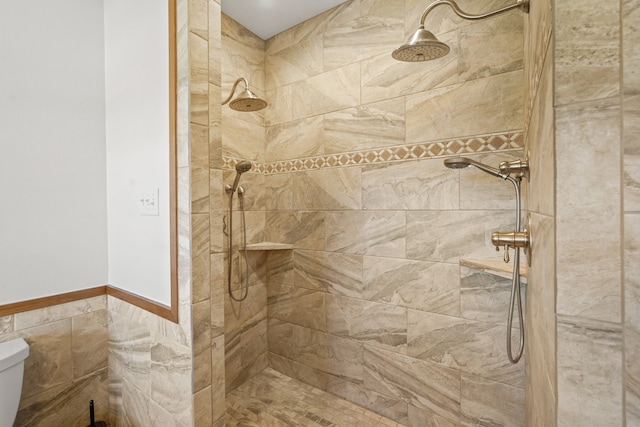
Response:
391,26,450,62
444,157,507,179
228,160,252,193
222,77,267,112
392,0,529,62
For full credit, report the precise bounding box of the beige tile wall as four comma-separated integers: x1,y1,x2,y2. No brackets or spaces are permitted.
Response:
554,0,626,425
240,0,529,426
0,297,108,427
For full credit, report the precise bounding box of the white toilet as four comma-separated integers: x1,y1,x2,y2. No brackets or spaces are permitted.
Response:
0,338,29,426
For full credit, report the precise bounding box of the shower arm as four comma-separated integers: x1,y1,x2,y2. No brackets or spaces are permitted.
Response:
418,0,529,27
222,77,249,106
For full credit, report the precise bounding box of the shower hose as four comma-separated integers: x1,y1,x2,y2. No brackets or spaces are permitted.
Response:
227,188,249,302
505,176,525,364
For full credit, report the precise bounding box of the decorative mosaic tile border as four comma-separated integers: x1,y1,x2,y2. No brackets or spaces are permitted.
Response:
223,130,524,174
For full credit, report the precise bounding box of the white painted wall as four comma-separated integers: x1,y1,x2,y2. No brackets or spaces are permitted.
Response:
104,0,171,305
0,0,171,306
0,0,109,303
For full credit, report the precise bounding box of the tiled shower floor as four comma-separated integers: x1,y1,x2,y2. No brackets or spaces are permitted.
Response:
225,368,406,427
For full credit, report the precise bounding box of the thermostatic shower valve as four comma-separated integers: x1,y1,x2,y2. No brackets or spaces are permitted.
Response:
491,214,532,266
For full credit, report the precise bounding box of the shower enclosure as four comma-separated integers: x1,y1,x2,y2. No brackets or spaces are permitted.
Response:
217,1,528,425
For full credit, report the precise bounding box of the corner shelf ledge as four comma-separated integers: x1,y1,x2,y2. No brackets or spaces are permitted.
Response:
245,242,294,251
460,258,528,282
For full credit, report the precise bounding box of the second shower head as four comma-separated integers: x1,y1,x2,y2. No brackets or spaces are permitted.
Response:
222,77,267,112
227,160,252,194
444,157,507,179
392,0,529,62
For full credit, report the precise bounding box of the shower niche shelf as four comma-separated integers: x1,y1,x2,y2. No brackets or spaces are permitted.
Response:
245,242,294,251
460,258,528,283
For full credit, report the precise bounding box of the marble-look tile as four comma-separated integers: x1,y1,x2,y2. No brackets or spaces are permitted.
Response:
407,310,524,388
221,20,265,93
108,311,151,396
16,368,109,427
555,0,620,105
3,319,73,399
265,211,325,250
265,27,292,56
326,295,407,354
406,71,523,144
623,1,640,211
325,210,405,257
122,377,151,426
460,373,524,427
211,253,225,337
266,250,294,288
626,213,640,424
211,334,226,422
408,405,461,427
457,151,524,210
525,212,556,426
224,282,267,335
323,0,404,71
268,319,363,382
293,249,363,297
361,31,459,105
265,116,324,162
458,14,523,82
362,158,458,210
624,92,640,211
189,0,208,40
14,295,106,331
227,368,403,427
221,115,265,161
526,40,554,217
459,267,524,325
194,386,212,427
150,334,193,426
324,98,405,153
71,309,108,378
192,299,211,392
265,36,323,91
191,122,210,213
208,2,222,86
557,316,623,426
293,167,362,210
406,210,515,263
149,398,189,427
190,33,209,127
363,256,459,316
292,1,358,47
264,84,293,127
192,249,211,304
291,63,361,120
364,345,460,421
556,99,621,323
209,84,223,170
109,371,123,427
264,173,294,211
0,315,13,334
268,283,326,331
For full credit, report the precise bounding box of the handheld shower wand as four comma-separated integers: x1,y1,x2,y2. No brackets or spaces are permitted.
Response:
226,160,252,194
225,160,252,302
444,156,529,364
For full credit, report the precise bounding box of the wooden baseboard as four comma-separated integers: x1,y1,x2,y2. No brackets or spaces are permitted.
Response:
0,286,178,323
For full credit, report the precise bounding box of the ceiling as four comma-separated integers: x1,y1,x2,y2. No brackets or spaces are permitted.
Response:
221,0,350,40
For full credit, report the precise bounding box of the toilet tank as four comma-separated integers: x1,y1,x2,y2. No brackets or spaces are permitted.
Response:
0,338,29,426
